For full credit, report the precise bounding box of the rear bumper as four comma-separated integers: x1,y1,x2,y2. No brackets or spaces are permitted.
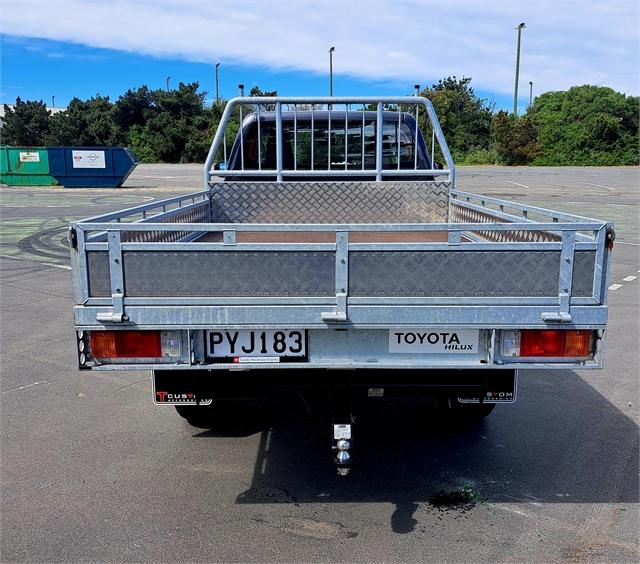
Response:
76,325,606,371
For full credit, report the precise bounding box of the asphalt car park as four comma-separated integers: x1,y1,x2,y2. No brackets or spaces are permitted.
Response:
1,165,638,562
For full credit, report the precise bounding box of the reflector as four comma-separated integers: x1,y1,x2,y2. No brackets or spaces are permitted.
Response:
90,331,162,358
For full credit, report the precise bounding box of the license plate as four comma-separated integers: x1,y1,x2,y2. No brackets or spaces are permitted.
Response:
389,329,479,354
206,330,306,359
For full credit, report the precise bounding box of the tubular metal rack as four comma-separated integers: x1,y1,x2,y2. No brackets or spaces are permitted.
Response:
204,96,454,184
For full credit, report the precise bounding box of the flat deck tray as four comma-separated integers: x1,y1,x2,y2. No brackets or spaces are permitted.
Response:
197,231,456,243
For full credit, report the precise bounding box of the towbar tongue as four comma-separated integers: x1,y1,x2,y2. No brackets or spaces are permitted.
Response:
332,423,352,476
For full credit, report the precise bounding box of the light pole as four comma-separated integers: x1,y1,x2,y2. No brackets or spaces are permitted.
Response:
329,47,335,97
215,63,220,104
528,81,533,108
51,95,55,108
513,22,525,115
166,76,171,92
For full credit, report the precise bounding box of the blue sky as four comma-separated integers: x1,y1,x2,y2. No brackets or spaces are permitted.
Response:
1,1,638,113
0,36,515,109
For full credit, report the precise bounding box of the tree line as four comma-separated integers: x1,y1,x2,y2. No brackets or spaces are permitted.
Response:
2,79,638,166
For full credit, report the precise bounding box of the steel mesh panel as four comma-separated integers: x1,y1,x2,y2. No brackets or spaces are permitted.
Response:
87,252,110,297
572,252,597,296
123,203,210,243
210,181,450,223
450,203,562,243
349,251,595,297
122,251,335,297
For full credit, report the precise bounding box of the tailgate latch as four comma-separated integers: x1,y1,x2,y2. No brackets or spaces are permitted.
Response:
540,311,572,323
96,292,128,323
96,311,128,323
322,292,348,323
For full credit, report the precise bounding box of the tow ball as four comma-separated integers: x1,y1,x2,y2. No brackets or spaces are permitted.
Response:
332,423,352,476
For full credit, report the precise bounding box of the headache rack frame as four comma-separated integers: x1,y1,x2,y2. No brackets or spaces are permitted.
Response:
204,95,455,184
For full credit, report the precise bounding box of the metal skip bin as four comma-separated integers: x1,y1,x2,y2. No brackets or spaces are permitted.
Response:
0,146,58,186
47,147,138,188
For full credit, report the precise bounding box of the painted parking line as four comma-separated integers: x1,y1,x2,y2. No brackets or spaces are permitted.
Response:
608,284,624,291
580,181,617,191
505,180,530,189
0,254,71,270
1,381,49,395
622,275,637,282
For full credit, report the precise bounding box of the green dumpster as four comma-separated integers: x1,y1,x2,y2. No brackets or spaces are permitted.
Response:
0,146,58,186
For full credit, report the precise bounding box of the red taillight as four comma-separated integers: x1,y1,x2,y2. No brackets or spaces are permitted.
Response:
90,331,162,359
520,330,592,357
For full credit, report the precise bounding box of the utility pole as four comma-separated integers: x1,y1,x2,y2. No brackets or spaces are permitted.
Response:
329,47,335,97
528,81,533,108
166,76,171,92
215,63,220,104
513,22,525,115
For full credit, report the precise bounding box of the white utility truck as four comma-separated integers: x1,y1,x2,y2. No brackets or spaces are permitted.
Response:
69,95,613,474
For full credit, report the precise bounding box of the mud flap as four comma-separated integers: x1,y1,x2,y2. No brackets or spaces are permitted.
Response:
457,370,518,404
152,370,213,405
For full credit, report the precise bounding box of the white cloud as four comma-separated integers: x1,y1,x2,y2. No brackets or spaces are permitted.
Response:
1,0,638,95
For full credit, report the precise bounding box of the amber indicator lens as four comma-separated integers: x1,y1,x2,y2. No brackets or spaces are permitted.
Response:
563,331,592,357
520,330,592,357
90,330,162,358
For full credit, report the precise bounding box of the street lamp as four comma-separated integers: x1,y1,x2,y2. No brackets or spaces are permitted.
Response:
166,76,171,92
529,81,533,108
51,95,55,108
513,22,525,115
215,63,221,104
329,47,335,97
